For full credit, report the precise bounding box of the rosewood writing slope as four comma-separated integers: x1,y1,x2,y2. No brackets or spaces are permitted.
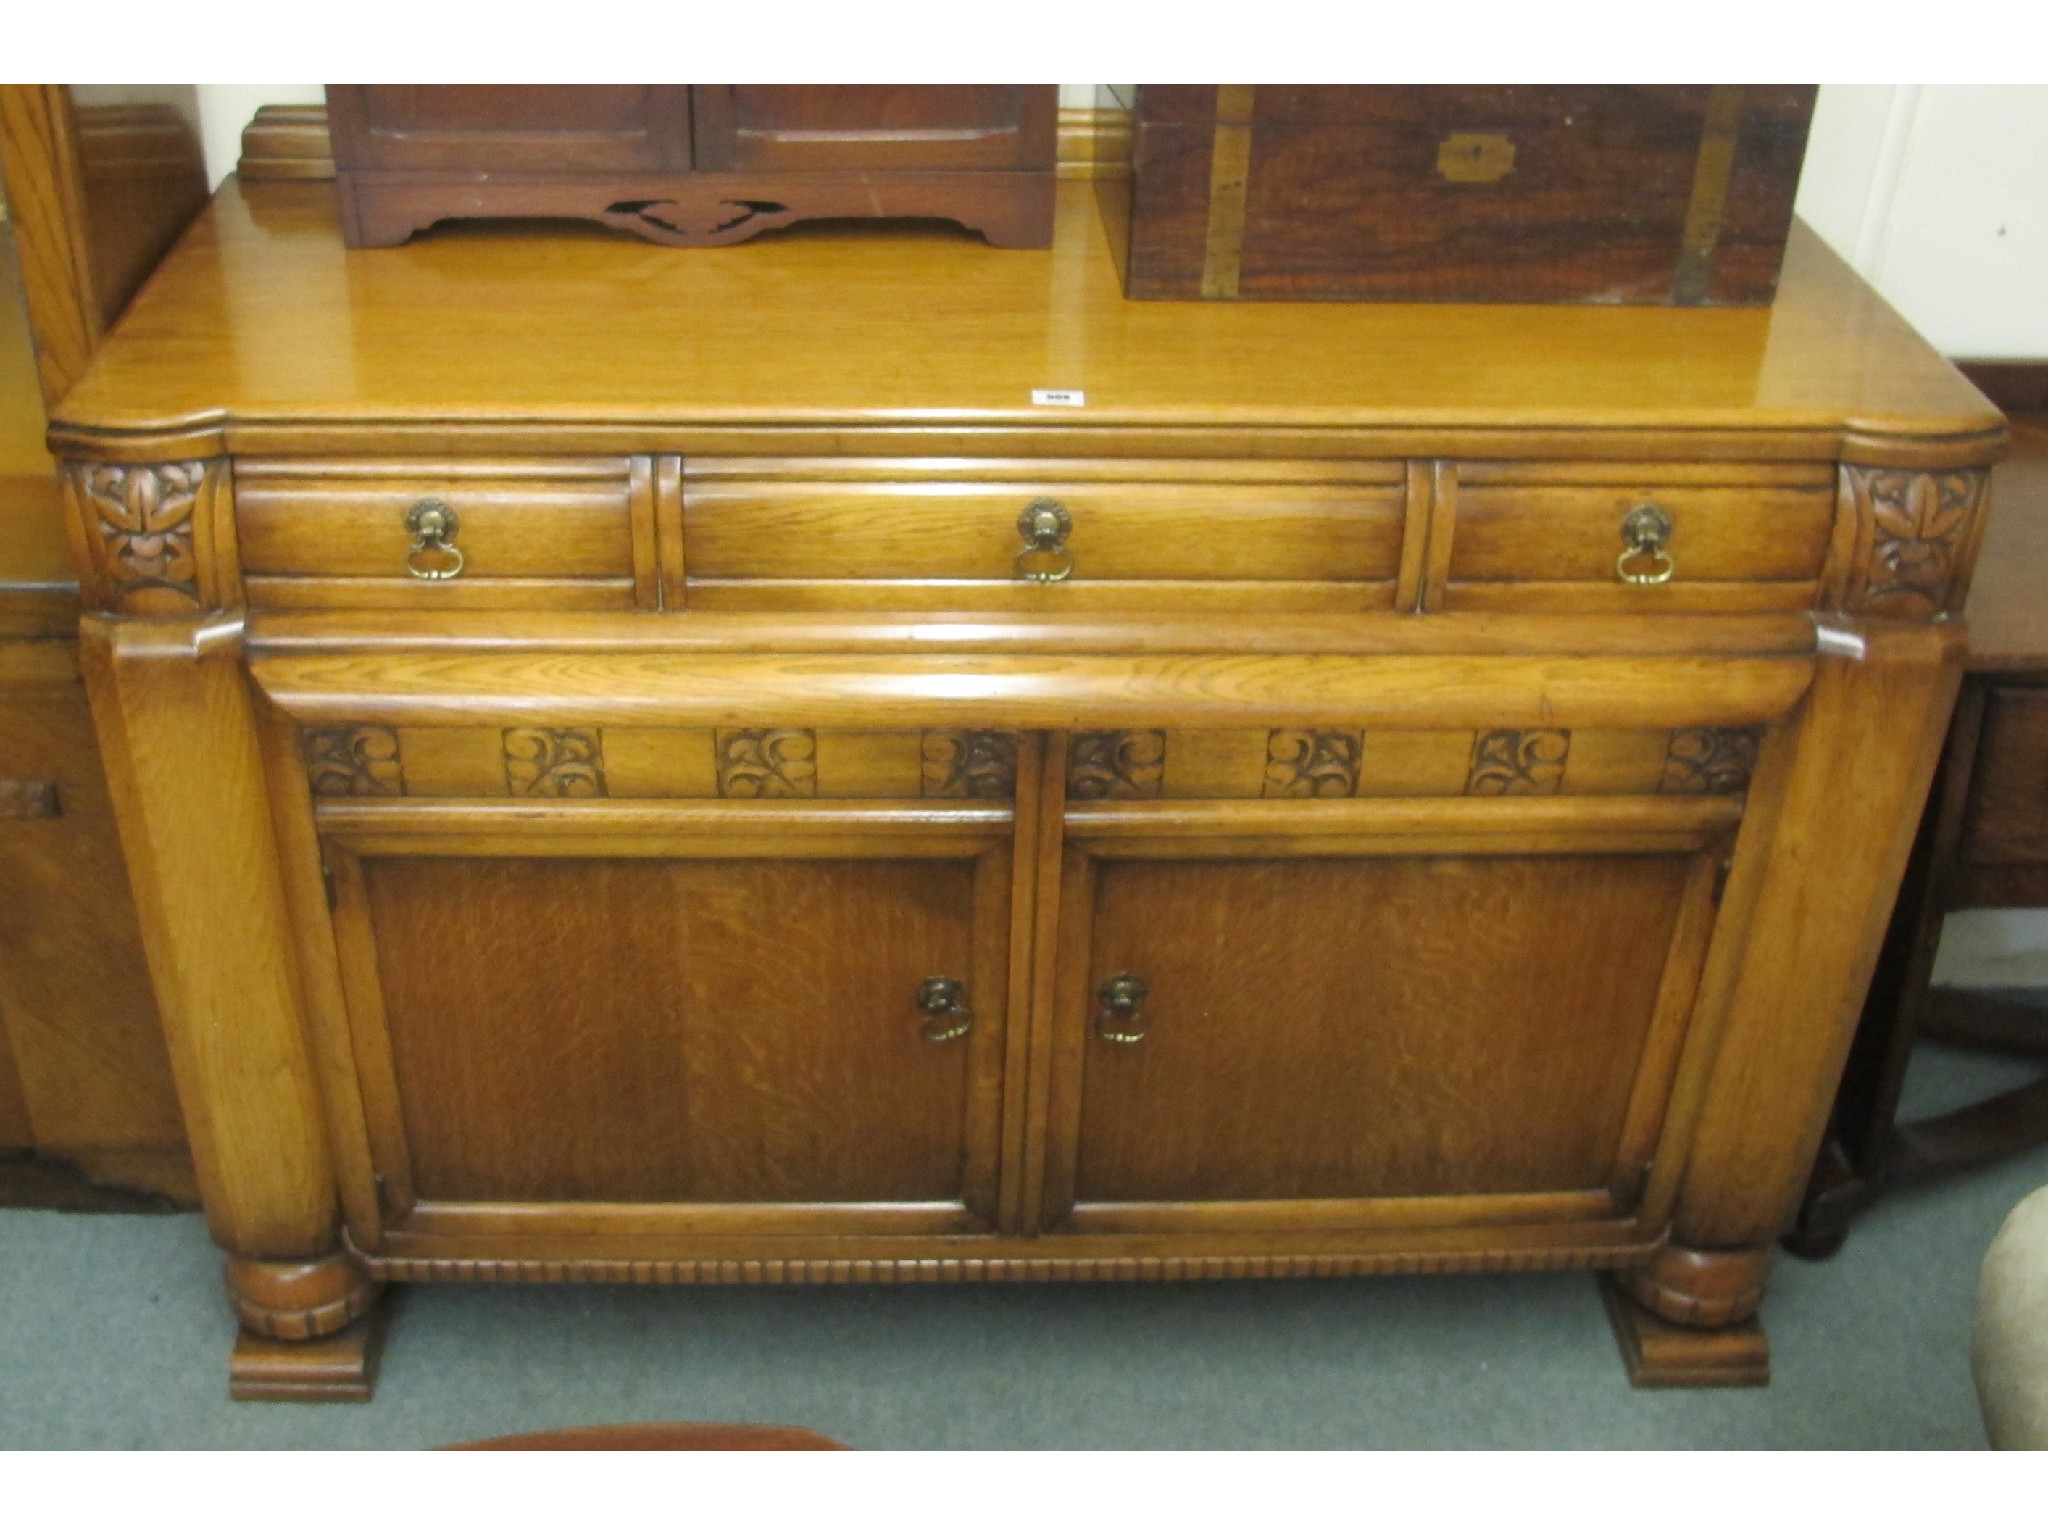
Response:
49,176,2003,1399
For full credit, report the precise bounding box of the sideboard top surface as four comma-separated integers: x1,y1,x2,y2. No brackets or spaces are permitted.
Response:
51,179,1998,451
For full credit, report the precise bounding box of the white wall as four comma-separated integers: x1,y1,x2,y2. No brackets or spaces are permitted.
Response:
196,84,319,190
1793,86,2048,359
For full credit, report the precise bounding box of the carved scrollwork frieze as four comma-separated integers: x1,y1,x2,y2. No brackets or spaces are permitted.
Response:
715,728,818,798
1466,729,1571,795
1068,730,1166,800
504,727,607,797
1660,728,1761,795
1262,729,1362,798
921,730,1017,799
1841,464,1990,618
302,726,405,797
65,458,226,614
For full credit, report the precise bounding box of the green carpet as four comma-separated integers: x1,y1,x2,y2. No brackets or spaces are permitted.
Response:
4,1042,2044,1449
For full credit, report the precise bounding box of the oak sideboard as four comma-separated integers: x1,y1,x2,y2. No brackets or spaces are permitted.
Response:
48,175,2003,1400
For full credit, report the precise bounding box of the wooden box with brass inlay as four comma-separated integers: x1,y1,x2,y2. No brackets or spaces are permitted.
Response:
1102,85,1818,304
46,170,2002,1402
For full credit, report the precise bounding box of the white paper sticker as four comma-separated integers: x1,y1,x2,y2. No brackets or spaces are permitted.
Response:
1814,624,1868,660
1031,389,1086,407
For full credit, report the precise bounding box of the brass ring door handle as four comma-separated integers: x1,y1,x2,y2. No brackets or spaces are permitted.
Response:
1616,503,1675,585
404,497,466,580
1094,972,1150,1044
916,976,973,1043
1014,497,1075,582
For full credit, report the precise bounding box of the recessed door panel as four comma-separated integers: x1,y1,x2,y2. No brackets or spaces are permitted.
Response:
331,85,692,173
327,834,1012,1234
1039,795,1732,1235
691,86,1054,172
1075,854,1688,1204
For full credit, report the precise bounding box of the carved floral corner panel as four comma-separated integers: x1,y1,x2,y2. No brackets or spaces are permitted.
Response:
65,459,227,614
504,728,608,798
1842,464,1990,618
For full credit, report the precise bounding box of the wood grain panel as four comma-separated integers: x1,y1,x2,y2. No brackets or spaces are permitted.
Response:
390,726,503,798
353,854,999,1211
603,727,718,798
1068,852,1694,1206
45,177,2003,458
244,576,637,612
253,650,1816,732
1357,729,1473,797
681,578,1395,613
1,231,73,585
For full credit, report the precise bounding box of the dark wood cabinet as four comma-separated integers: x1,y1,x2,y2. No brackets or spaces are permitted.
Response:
328,84,1057,249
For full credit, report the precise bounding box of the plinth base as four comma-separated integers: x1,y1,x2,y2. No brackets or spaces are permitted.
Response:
1598,1272,1770,1388
229,1309,387,1402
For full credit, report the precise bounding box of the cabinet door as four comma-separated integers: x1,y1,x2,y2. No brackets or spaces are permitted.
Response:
1038,794,1733,1237
690,86,1056,172
319,803,1014,1241
328,85,693,173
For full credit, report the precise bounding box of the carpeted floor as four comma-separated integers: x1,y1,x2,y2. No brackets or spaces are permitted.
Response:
3,1042,2044,1449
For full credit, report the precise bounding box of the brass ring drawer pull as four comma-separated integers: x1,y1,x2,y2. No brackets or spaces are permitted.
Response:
916,976,974,1043
1617,503,1675,585
1014,497,1075,583
1095,972,1150,1044
404,497,466,581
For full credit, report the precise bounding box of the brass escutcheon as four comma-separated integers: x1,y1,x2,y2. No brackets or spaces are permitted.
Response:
404,497,465,581
916,975,973,1043
1095,972,1150,1044
1437,132,1517,184
1014,497,1075,583
1617,503,1676,585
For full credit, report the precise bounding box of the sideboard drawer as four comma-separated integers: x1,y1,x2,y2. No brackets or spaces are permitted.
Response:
682,458,1407,610
1446,464,1836,612
237,459,645,609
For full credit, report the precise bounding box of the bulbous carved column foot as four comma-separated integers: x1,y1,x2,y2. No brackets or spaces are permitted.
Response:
225,1253,387,1402
1597,1244,1772,1389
